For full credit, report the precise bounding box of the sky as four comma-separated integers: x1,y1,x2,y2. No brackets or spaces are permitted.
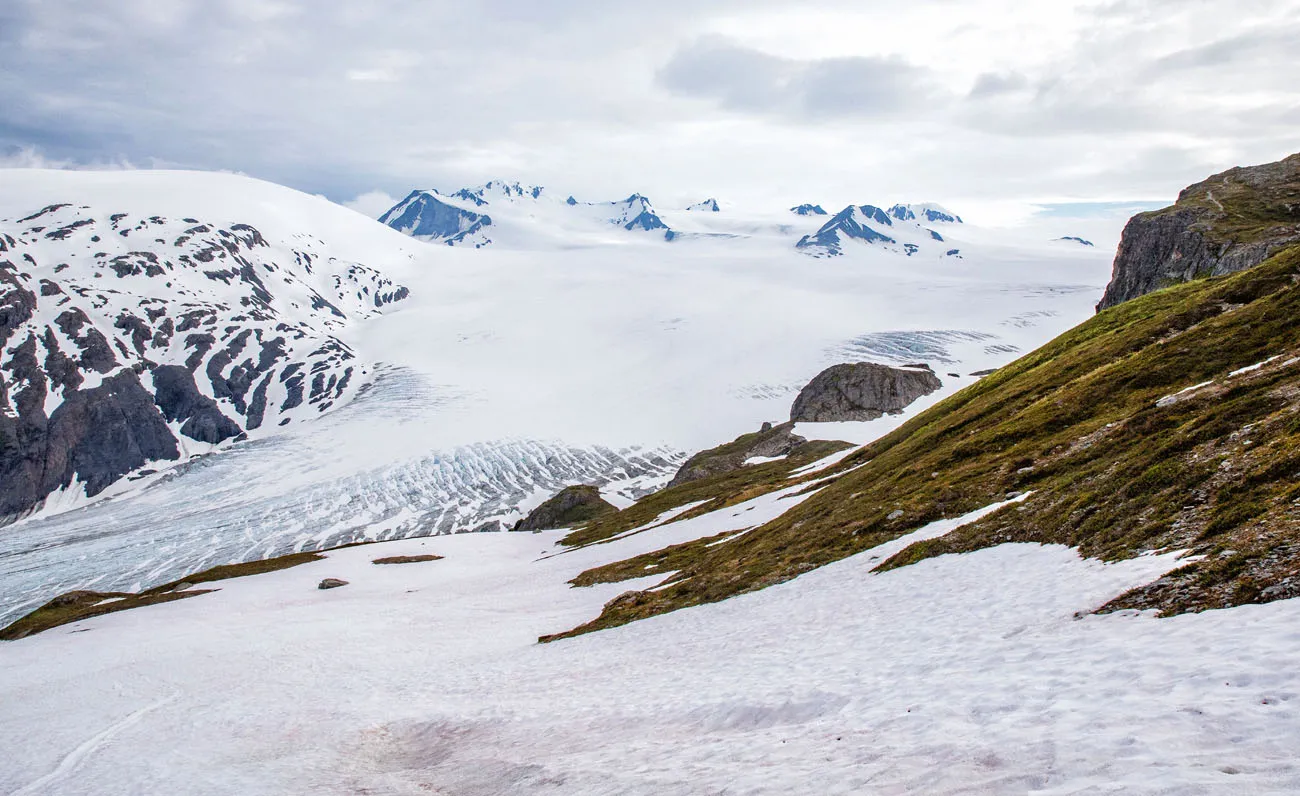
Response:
1,0,1297,224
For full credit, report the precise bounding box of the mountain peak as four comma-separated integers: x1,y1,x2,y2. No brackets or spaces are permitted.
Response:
687,198,720,212
378,190,493,247
453,181,544,204
889,203,963,224
791,204,828,216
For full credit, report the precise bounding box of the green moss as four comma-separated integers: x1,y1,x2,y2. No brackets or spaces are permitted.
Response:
1142,153,1300,246
373,554,444,565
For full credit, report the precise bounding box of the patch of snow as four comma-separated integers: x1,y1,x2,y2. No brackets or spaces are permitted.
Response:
788,447,860,478
1229,356,1283,377
1156,381,1215,407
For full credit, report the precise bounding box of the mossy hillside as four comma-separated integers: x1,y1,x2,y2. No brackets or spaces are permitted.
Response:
1142,152,1300,246
560,438,851,548
0,551,325,641
553,246,1300,638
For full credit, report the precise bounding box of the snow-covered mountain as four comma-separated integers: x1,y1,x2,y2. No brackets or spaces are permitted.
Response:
796,202,963,258
586,193,671,232
377,189,493,247
379,183,674,246
0,170,419,521
380,186,981,259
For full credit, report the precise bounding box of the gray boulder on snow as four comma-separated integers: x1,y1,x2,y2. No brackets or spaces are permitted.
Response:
790,362,942,423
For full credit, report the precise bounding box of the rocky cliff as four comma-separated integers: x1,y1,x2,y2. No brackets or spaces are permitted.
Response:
1097,153,1300,310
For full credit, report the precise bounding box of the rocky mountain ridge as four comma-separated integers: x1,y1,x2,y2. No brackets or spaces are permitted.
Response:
796,203,963,258
1097,152,1300,309
0,182,412,523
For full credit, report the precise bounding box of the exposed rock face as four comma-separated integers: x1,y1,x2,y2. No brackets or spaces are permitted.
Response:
378,189,494,247
1097,153,1300,310
514,485,617,532
790,362,942,423
667,422,806,488
152,365,242,445
0,370,180,521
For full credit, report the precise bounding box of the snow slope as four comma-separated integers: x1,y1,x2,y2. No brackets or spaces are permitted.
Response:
2,490,1297,794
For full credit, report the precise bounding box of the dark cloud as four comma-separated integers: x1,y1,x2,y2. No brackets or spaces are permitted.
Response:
1147,26,1300,75
658,37,937,118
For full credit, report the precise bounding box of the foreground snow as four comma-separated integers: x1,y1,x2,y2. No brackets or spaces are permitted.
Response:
3,493,1298,795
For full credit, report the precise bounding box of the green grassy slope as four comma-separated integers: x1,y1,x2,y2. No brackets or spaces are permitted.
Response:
554,246,1300,638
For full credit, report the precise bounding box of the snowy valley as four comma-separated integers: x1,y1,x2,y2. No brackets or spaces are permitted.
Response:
4,155,1300,795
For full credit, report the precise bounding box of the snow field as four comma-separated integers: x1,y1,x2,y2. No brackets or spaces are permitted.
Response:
3,491,1298,795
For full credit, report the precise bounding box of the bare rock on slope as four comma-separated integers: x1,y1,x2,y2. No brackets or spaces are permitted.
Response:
0,369,180,522
667,422,808,488
790,362,942,423
514,485,617,532
1097,152,1300,311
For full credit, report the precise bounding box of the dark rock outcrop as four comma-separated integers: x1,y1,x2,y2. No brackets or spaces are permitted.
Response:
514,485,617,532
318,578,348,590
152,365,243,445
1097,153,1300,310
0,370,181,521
667,422,807,488
790,362,942,423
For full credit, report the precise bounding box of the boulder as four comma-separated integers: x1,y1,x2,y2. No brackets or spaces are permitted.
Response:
790,362,942,423
513,485,617,532
667,422,806,488
317,578,348,590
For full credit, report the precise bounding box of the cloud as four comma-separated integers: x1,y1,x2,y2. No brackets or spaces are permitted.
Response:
344,189,400,219
0,144,137,171
657,37,938,118
0,0,1296,218
969,72,1031,98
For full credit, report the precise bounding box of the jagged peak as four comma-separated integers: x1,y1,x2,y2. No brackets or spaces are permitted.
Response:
889,203,963,224
791,204,828,216
451,180,544,204
687,198,720,212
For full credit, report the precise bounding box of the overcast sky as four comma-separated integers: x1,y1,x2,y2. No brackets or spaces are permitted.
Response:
1,0,1297,223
